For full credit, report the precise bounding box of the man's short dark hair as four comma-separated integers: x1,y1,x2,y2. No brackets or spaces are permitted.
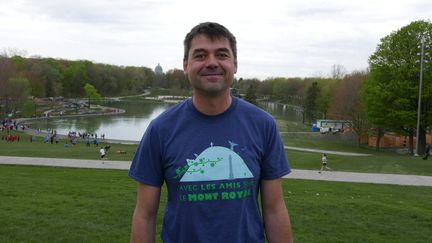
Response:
183,22,237,60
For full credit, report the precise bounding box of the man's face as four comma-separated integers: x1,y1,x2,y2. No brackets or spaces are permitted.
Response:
183,34,237,97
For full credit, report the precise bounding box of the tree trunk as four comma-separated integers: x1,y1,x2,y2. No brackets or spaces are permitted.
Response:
417,127,426,155
375,128,383,151
302,110,305,124
409,132,414,154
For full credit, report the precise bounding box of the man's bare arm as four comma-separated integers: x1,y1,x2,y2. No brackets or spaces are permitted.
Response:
261,178,293,243
130,183,161,243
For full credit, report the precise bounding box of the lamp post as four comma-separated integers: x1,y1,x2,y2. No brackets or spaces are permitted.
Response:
415,37,426,156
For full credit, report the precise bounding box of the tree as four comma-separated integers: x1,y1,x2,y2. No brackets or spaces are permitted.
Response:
330,64,346,80
1,78,30,115
317,88,331,119
63,61,90,97
271,78,291,102
330,71,369,146
362,20,432,153
0,48,27,58
244,84,258,106
304,82,321,123
27,61,63,97
0,58,15,97
165,68,190,91
83,83,102,107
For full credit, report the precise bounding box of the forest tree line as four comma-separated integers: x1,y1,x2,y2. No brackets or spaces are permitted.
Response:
0,55,191,98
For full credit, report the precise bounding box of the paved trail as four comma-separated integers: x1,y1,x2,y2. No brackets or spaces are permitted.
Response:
1,156,431,187
284,146,371,156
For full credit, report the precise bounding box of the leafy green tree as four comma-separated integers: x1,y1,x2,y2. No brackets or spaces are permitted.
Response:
317,88,331,119
0,58,15,107
244,84,258,106
1,78,30,115
271,78,291,102
165,69,190,90
63,61,90,97
304,82,321,123
27,61,63,97
255,78,272,98
83,83,102,107
362,20,432,153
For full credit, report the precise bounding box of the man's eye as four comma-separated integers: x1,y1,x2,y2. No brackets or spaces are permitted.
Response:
217,53,229,58
194,54,205,59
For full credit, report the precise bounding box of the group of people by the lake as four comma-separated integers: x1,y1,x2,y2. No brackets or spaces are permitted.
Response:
35,129,106,147
1,120,115,160
1,134,20,142
82,132,105,147
1,119,21,142
1,119,18,132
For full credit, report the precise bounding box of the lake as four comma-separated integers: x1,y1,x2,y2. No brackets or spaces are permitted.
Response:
27,100,303,142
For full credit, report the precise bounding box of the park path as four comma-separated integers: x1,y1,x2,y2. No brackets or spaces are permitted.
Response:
1,156,431,187
284,146,371,156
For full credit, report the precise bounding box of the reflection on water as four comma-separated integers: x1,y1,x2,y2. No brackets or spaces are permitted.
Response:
28,100,303,141
29,101,173,141
259,102,303,122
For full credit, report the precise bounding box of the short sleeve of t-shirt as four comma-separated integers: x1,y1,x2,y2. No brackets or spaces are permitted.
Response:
261,116,290,180
128,121,164,187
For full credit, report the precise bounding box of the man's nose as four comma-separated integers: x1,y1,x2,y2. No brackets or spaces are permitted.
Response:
205,54,218,68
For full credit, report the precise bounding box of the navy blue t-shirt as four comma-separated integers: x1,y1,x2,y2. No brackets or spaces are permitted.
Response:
129,97,290,243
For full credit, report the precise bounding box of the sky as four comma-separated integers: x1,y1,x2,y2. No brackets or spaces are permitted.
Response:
0,0,431,80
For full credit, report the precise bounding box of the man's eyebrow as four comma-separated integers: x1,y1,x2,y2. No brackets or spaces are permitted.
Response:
216,48,231,53
191,48,231,54
191,48,206,54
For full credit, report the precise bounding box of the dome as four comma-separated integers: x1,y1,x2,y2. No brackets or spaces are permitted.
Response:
155,63,163,75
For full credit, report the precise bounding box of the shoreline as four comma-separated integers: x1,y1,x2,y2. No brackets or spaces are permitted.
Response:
12,105,136,144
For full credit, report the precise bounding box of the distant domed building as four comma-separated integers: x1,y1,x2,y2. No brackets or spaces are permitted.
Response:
155,63,164,75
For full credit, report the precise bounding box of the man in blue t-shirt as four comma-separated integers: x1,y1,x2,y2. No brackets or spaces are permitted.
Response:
129,22,293,243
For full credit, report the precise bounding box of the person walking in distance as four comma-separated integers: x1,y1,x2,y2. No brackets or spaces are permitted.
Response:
319,153,331,173
100,146,106,163
129,22,293,243
423,144,431,160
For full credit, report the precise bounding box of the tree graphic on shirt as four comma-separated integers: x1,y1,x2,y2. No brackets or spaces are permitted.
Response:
173,157,223,179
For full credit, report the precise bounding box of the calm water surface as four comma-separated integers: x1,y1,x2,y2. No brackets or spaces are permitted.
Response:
28,100,302,141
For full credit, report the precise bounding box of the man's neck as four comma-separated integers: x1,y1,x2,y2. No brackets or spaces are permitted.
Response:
192,92,232,116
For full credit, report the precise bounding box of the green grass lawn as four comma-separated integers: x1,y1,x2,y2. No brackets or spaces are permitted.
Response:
1,165,431,242
282,132,432,176
287,150,432,176
0,130,136,161
282,131,368,153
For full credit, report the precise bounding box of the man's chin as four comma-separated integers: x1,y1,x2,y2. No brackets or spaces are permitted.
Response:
202,76,223,83
195,86,229,97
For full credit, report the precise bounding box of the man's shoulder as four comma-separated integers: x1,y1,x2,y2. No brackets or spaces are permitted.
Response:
235,98,274,121
152,98,191,123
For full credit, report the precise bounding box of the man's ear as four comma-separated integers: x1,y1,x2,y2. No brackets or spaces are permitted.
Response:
183,59,188,75
234,59,238,74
